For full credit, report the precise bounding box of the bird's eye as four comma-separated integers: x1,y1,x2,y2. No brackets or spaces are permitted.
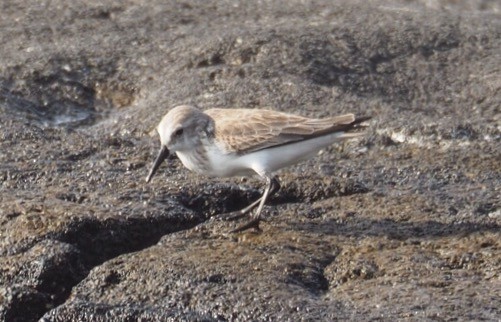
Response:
174,128,184,137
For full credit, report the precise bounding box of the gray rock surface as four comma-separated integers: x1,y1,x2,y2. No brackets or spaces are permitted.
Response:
1,0,500,321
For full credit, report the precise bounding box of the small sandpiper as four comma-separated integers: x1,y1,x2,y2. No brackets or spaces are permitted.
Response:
146,105,370,232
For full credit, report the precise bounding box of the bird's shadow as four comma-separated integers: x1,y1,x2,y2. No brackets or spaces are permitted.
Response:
169,182,499,242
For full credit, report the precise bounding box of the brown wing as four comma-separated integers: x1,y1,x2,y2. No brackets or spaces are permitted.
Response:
205,108,368,154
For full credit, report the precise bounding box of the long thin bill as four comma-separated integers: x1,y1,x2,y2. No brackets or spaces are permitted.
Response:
145,146,169,183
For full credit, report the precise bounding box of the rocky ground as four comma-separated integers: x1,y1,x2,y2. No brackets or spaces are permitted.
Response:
0,0,500,321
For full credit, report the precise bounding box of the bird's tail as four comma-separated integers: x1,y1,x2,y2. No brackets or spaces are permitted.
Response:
328,114,371,139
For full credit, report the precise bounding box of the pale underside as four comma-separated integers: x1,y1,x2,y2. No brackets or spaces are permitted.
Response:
177,108,365,178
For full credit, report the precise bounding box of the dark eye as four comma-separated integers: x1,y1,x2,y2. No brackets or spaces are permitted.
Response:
174,128,184,137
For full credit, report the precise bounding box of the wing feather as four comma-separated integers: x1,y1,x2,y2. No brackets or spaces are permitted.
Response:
205,108,367,154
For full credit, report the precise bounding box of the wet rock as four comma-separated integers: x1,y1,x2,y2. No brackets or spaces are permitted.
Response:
42,225,345,321
0,240,85,321
1,0,500,321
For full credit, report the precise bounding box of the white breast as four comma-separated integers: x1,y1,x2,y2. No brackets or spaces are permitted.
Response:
203,145,257,178
208,131,347,177
178,131,347,179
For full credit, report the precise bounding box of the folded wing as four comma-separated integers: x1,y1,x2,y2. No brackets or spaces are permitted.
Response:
205,108,370,155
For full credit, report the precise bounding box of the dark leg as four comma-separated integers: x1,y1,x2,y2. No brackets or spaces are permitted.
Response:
217,176,280,221
230,175,279,233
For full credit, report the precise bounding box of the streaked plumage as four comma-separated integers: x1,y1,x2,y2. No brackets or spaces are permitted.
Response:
146,105,370,232
205,108,363,154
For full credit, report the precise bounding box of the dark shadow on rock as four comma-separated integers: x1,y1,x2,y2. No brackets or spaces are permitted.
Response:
55,212,203,267
174,178,370,219
283,254,338,296
291,217,500,240
1,205,203,322
0,241,86,322
40,300,218,322
0,286,52,322
174,183,262,217
0,55,136,128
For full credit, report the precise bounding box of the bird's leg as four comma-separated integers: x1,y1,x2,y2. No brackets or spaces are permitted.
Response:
216,176,280,222
230,175,279,233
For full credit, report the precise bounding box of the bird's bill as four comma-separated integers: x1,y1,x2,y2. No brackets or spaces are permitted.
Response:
145,145,169,183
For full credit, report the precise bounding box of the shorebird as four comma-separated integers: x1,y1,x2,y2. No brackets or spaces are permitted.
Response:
146,105,370,232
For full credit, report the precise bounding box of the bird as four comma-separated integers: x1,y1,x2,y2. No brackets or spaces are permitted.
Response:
146,105,370,232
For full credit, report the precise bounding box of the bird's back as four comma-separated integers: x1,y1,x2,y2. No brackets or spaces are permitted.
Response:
204,108,370,155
